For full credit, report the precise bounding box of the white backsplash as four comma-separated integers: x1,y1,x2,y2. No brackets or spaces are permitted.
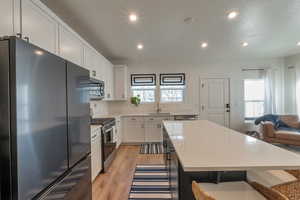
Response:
90,100,109,118
107,101,195,115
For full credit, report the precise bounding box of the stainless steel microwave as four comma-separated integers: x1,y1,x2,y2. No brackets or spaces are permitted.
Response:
88,78,105,100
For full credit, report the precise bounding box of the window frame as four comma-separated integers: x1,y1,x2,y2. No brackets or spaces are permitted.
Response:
131,85,156,104
130,73,187,104
159,85,186,103
244,79,265,120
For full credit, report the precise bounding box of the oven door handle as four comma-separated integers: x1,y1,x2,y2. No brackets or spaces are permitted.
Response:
104,127,113,133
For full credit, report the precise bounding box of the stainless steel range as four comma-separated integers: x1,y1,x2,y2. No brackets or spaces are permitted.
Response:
91,118,116,172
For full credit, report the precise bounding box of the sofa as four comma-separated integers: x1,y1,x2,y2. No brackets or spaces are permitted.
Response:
259,115,300,146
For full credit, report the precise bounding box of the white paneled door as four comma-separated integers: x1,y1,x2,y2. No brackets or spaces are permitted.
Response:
199,78,230,127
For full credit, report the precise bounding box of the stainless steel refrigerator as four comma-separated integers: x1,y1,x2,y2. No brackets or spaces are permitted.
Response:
0,37,91,200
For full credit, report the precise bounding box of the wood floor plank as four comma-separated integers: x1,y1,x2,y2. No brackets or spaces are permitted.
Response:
92,145,164,200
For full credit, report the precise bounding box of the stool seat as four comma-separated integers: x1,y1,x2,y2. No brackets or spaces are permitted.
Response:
192,181,288,200
198,181,266,200
247,170,297,187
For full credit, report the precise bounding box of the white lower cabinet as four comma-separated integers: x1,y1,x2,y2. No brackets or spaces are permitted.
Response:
145,117,162,142
115,117,122,148
122,117,145,143
91,126,102,182
122,116,171,143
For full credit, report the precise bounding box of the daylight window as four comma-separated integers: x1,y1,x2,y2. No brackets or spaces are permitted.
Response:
132,86,156,103
160,85,185,103
244,79,265,120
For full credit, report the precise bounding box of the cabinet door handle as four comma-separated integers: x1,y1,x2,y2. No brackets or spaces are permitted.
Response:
24,36,29,42
92,70,96,77
16,33,22,38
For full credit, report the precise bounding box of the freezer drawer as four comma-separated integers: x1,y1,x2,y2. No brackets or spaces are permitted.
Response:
41,155,92,200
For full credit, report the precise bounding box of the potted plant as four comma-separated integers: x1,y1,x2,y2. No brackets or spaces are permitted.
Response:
131,95,141,106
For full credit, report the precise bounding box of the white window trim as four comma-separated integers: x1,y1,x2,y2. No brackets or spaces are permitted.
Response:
159,87,186,104
131,86,156,104
244,79,265,120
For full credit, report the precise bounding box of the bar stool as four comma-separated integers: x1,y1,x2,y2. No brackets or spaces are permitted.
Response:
192,181,288,200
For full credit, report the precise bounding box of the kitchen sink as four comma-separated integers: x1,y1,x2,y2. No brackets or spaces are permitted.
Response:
148,112,171,117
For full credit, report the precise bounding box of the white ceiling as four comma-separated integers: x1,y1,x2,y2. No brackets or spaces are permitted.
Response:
42,0,300,65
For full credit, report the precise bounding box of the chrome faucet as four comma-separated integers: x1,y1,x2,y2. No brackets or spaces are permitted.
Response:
156,102,162,113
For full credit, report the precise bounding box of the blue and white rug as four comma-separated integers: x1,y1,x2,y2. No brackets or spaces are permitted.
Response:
140,143,164,154
128,165,171,199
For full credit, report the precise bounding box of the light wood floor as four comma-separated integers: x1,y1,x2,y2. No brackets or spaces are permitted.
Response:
92,145,164,200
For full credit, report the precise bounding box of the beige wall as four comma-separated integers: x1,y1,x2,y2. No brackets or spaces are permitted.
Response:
107,58,285,131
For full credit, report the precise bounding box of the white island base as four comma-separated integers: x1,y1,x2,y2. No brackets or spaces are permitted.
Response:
162,120,300,200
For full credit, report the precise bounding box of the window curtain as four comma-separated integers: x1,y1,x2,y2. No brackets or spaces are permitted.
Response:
264,69,277,114
296,66,300,116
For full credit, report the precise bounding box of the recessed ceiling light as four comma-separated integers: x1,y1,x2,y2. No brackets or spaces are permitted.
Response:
201,42,208,48
297,42,300,46
242,42,249,47
129,13,138,22
228,11,239,19
137,43,144,50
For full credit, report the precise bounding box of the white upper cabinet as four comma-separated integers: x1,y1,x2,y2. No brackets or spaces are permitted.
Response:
22,0,58,54
0,0,115,90
103,59,114,100
114,65,128,100
84,46,97,78
0,0,20,36
94,53,106,81
59,25,83,66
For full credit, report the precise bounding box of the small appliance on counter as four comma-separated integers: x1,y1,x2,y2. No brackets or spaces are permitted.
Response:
91,118,116,172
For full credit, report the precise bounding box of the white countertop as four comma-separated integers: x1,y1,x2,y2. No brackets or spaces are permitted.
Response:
90,124,102,132
163,120,300,172
95,112,198,119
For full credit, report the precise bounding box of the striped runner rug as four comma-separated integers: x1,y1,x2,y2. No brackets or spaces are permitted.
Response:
140,143,164,154
128,165,171,200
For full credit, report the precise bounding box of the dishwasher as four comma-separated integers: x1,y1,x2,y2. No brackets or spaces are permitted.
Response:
91,126,102,182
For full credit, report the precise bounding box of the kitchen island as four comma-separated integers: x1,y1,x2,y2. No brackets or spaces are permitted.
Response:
163,120,300,200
